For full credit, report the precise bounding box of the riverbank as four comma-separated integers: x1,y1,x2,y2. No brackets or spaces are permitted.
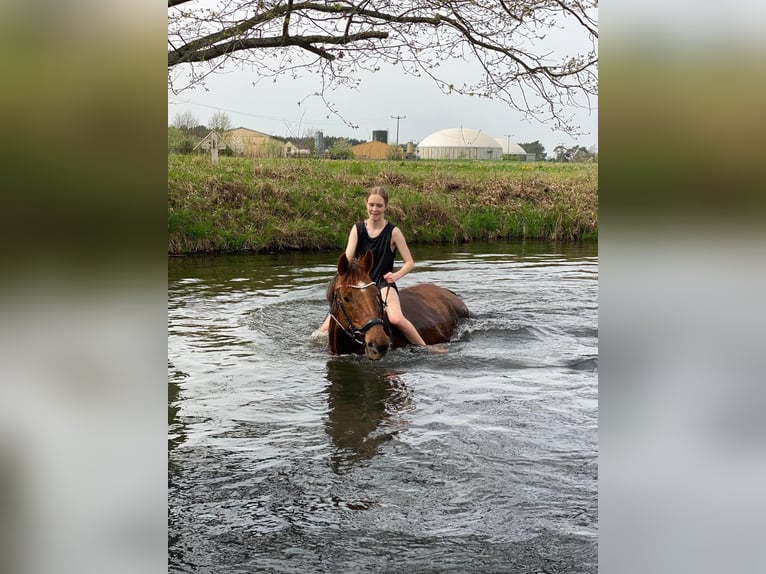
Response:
168,155,597,254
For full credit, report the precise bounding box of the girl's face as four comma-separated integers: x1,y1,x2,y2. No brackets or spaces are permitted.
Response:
366,194,386,220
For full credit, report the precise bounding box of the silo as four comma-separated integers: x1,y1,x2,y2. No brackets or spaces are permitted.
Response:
372,130,388,144
314,130,325,153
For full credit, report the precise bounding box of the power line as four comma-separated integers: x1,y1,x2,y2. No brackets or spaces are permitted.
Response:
169,97,383,128
168,98,288,123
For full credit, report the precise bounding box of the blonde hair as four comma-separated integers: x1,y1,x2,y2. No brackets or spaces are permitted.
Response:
366,186,389,205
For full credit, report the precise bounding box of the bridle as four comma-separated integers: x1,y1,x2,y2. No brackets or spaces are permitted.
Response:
330,281,389,346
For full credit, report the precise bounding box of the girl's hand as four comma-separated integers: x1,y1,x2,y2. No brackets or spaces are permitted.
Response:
383,272,395,284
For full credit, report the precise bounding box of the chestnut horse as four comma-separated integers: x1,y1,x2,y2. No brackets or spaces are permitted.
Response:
326,251,469,360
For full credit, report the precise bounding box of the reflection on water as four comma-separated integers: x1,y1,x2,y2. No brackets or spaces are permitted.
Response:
167,363,187,457
168,240,598,573
324,358,412,469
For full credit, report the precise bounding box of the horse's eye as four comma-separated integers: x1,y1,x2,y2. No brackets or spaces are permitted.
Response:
343,295,351,303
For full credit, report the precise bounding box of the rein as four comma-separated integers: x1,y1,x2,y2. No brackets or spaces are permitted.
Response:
330,282,389,346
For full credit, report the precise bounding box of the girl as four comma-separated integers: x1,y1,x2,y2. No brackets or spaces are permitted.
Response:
320,186,441,350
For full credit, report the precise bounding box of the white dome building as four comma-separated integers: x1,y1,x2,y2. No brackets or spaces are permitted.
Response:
417,128,503,160
494,137,528,157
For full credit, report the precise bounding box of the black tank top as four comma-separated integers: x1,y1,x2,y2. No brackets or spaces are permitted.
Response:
355,221,396,289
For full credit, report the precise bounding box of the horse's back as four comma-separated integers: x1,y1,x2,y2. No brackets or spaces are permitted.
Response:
397,283,469,346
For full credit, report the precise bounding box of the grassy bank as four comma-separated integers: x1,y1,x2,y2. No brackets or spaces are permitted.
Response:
168,155,597,254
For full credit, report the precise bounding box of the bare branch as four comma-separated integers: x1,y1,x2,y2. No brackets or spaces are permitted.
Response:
169,31,389,66
552,0,599,38
282,0,293,39
168,0,598,132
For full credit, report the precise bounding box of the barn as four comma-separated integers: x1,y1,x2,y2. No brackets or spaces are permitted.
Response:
417,128,503,160
225,127,283,157
351,140,391,160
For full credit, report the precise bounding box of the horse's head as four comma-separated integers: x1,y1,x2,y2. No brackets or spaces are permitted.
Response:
329,251,390,360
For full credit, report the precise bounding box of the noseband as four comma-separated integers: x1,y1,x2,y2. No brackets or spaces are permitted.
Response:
330,282,388,346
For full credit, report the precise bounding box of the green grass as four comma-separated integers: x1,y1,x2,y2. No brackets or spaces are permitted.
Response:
168,155,598,254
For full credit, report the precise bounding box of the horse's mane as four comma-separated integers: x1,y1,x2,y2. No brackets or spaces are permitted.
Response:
344,256,368,279
326,255,370,303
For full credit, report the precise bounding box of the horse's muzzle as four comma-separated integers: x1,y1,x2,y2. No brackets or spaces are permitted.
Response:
364,328,390,360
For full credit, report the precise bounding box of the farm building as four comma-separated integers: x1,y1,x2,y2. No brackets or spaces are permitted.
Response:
351,140,391,160
417,128,503,160
283,141,311,158
225,127,283,157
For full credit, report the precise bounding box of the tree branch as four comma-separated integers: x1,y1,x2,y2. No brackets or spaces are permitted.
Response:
552,0,598,38
282,0,293,39
498,0,524,23
169,1,445,67
168,0,598,132
169,31,389,66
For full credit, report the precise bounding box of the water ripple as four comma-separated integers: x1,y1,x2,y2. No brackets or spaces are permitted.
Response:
169,242,598,572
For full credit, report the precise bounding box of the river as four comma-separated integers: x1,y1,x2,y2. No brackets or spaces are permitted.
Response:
168,240,598,573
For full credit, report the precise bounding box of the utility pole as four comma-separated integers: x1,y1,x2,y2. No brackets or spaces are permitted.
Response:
504,133,513,157
391,115,406,146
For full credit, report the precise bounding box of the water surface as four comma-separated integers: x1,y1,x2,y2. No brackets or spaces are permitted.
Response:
168,240,598,573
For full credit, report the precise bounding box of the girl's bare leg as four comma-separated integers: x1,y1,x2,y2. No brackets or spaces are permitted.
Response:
382,287,446,350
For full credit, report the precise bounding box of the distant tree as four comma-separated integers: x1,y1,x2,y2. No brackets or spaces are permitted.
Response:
208,111,233,132
168,0,597,134
553,145,568,162
178,139,195,154
291,134,315,153
172,110,198,131
168,126,196,154
553,144,594,162
387,145,404,160
324,135,364,150
519,140,546,161
328,139,353,159
571,146,592,162
189,125,209,139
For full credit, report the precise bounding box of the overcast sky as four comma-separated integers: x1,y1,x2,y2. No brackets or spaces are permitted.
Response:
168,12,598,154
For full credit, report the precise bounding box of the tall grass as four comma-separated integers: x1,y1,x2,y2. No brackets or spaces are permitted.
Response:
168,156,597,254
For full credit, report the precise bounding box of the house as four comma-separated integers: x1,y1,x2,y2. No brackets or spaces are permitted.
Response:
283,141,311,158
225,127,284,157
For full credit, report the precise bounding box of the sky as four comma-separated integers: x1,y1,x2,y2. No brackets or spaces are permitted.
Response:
168,9,598,155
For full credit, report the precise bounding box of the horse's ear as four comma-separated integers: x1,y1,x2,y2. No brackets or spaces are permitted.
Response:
337,252,349,275
360,250,374,272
